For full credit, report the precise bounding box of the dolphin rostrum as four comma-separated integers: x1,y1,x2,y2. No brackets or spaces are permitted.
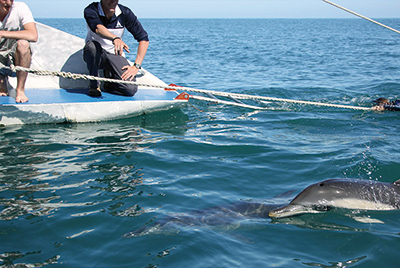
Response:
269,179,400,219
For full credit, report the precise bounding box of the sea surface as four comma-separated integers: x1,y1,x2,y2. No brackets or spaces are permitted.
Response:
1,18,400,267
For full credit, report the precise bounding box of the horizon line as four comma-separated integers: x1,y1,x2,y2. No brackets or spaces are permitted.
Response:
36,17,400,20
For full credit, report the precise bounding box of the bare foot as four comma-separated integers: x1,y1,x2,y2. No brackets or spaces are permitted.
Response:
15,91,28,103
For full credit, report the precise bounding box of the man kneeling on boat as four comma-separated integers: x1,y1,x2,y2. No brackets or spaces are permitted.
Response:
83,0,149,97
0,0,38,103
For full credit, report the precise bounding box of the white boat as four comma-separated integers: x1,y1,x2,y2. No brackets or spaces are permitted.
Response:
0,23,188,125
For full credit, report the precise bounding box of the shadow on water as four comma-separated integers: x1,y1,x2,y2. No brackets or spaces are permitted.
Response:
0,110,189,221
116,109,190,135
0,110,192,266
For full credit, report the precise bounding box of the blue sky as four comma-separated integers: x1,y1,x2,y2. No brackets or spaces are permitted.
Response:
28,0,400,19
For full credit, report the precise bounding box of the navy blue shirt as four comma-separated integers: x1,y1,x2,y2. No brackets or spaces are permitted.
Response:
84,2,148,54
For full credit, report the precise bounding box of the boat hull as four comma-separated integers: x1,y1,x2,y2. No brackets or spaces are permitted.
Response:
0,88,187,125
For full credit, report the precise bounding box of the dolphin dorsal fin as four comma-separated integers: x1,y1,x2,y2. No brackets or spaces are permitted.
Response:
394,179,400,186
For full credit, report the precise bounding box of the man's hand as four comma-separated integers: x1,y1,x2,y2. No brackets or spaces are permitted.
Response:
113,38,130,56
121,65,139,81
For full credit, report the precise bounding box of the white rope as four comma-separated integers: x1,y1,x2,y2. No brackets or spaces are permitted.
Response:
167,85,372,111
190,94,268,110
12,65,372,111
322,0,400,35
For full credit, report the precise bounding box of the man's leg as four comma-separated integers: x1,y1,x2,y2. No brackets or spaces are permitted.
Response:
14,40,31,103
103,53,138,96
0,74,8,96
83,41,103,96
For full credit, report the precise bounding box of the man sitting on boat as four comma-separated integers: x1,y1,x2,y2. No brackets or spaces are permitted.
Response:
0,0,38,103
83,0,149,97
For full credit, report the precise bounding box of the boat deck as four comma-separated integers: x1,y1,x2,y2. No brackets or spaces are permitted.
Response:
0,88,179,105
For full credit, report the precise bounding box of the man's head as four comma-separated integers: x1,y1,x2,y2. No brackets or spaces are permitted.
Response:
373,97,391,106
101,0,119,16
0,0,13,14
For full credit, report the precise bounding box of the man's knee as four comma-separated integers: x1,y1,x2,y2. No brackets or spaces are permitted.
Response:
84,41,101,56
119,84,138,96
16,40,31,56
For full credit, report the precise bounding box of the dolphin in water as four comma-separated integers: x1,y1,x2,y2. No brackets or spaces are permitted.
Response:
124,179,400,237
124,190,297,237
124,202,283,237
269,179,400,219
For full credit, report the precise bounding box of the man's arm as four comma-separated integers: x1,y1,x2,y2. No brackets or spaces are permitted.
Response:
95,24,129,56
134,40,149,66
0,22,38,42
94,23,149,81
121,40,149,81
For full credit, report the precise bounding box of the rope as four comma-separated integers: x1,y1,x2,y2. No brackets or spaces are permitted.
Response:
12,65,372,111
11,65,157,87
173,87,372,111
322,0,400,35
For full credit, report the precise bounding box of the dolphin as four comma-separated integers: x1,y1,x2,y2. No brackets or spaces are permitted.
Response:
269,179,400,219
124,202,283,237
124,190,298,238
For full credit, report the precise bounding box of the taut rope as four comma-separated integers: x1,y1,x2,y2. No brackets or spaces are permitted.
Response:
12,65,372,111
322,0,400,35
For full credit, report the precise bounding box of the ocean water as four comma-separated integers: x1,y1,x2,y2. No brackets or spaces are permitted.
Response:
1,18,400,267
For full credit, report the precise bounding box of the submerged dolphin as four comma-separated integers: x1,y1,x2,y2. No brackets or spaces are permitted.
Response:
124,202,283,237
269,179,400,219
124,190,297,237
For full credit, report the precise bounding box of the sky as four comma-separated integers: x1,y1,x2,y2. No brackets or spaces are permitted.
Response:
27,0,400,19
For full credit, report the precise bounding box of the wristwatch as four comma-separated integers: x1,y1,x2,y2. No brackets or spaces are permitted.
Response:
133,63,142,69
